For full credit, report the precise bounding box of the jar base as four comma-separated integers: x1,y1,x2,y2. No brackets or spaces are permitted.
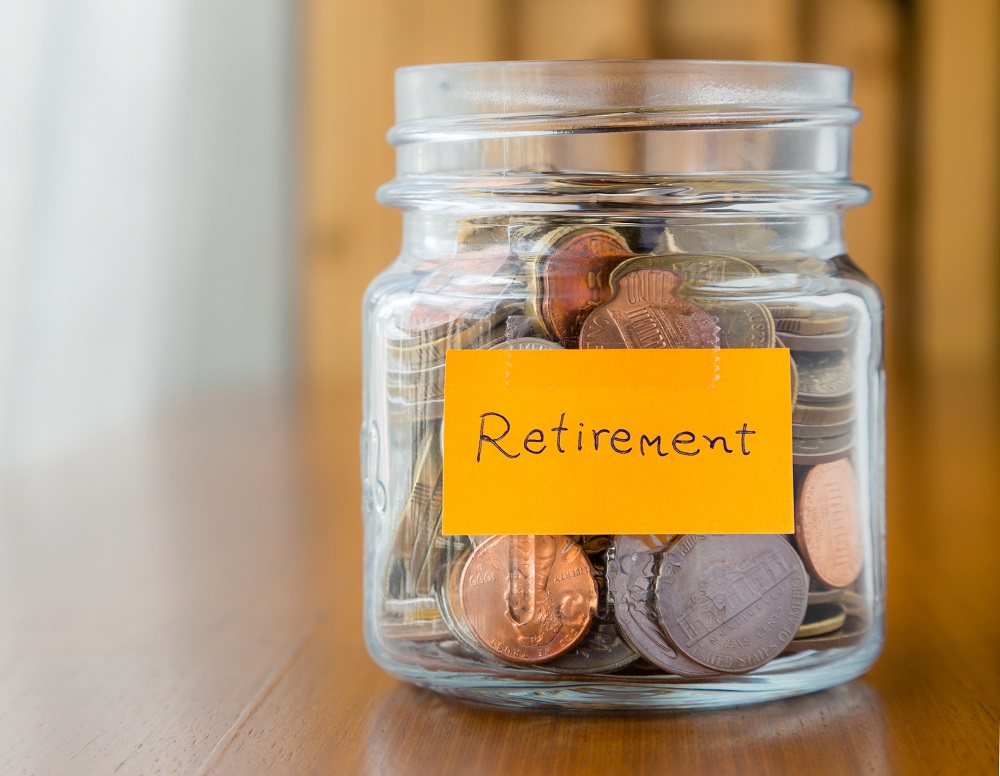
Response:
376,636,882,712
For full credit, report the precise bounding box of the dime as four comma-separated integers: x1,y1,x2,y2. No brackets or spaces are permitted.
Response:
794,350,854,402
526,226,635,345
779,330,855,352
793,400,855,426
697,300,776,348
782,614,869,653
542,621,639,675
795,459,863,589
459,535,598,664
491,337,563,351
792,433,853,465
607,535,715,677
795,602,847,639
579,267,720,350
655,535,808,674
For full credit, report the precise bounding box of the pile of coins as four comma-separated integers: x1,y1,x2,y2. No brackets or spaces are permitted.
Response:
380,223,870,677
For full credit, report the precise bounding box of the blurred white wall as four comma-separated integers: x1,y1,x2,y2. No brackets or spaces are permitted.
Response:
0,1,295,474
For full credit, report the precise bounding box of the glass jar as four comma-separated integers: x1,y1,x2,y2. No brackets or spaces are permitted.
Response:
361,60,884,710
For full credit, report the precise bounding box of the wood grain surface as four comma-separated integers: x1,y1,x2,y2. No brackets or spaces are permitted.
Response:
0,372,996,775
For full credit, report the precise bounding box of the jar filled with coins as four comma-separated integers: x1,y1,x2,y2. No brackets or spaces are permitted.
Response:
362,61,885,709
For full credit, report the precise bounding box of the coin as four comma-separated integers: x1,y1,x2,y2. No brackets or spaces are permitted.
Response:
795,459,863,589
491,337,563,351
607,535,715,677
542,621,639,675
782,614,869,653
793,400,855,426
795,603,847,638
697,300,776,348
778,330,856,352
778,338,800,405
776,314,854,336
609,253,759,290
655,535,808,674
792,433,853,465
792,419,854,439
387,423,444,597
794,350,854,402
526,226,635,345
579,267,720,350
807,587,848,605
388,303,516,365
459,535,599,664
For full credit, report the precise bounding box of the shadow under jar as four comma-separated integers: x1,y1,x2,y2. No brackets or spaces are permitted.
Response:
361,60,885,710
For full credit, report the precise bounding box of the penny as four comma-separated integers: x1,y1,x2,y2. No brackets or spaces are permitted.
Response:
793,419,854,439
542,621,639,675
782,614,869,653
698,300,776,348
526,226,635,345
579,267,720,350
795,459,863,589
655,535,808,674
793,400,856,426
792,433,853,465
459,535,598,664
795,602,847,638
607,535,715,677
779,329,856,352
794,350,854,402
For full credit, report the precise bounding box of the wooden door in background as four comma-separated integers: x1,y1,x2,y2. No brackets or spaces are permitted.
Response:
302,0,999,390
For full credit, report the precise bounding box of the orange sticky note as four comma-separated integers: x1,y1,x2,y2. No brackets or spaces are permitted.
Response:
442,348,793,535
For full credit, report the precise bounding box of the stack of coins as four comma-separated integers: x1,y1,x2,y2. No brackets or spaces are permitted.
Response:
380,223,871,675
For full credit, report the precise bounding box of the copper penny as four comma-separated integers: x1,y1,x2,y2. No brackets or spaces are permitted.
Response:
655,535,808,674
578,267,720,350
528,226,634,345
459,535,598,664
795,459,863,589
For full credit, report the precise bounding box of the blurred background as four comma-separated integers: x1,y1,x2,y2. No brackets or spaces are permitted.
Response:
1,0,997,466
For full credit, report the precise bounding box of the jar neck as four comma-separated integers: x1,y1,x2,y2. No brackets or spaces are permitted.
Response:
398,209,848,265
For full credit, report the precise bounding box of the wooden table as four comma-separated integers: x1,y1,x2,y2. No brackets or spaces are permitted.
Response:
0,374,996,775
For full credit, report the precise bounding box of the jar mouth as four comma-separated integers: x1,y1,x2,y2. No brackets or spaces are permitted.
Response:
385,60,865,212
393,60,854,127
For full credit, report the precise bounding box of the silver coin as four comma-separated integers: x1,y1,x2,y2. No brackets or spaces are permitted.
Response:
794,350,854,402
541,621,639,675
792,419,854,439
607,535,715,677
792,432,853,465
655,535,809,674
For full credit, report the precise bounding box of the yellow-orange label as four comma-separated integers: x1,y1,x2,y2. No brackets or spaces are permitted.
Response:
442,348,793,535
